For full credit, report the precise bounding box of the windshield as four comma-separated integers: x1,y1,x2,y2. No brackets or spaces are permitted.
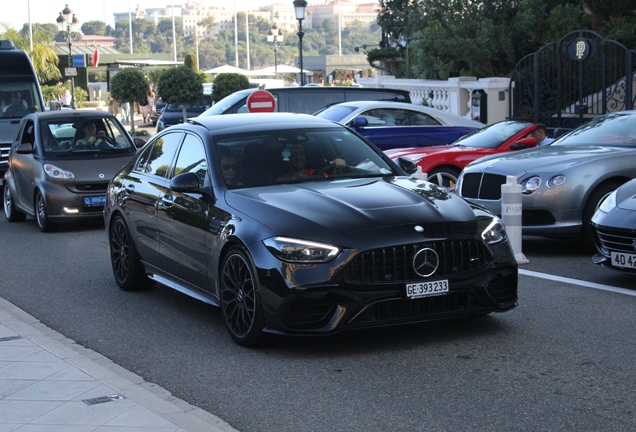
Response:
453,121,533,148
315,105,358,123
165,102,210,113
41,116,135,157
553,113,636,147
0,79,44,119
213,127,397,189
201,91,251,116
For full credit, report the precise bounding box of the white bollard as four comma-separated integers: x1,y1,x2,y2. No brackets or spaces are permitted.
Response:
501,175,528,264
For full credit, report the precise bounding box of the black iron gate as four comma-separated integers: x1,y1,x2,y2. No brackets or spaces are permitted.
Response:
510,30,636,131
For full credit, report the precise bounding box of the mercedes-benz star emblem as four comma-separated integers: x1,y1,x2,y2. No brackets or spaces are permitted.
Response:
414,225,424,233
413,247,439,277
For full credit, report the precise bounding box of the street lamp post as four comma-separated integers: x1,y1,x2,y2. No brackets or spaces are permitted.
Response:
266,24,283,79
293,0,307,86
56,4,80,109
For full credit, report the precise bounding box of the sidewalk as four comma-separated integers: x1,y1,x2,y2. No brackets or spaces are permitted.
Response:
0,296,238,432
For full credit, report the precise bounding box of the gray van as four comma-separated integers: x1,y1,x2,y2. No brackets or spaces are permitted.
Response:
199,86,411,118
0,40,46,185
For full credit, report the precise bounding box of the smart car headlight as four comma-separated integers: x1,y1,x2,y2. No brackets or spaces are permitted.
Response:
521,176,541,194
598,190,617,213
43,163,74,179
481,217,507,244
263,237,340,263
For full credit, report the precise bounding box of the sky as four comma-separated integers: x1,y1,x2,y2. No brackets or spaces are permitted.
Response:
1,0,271,31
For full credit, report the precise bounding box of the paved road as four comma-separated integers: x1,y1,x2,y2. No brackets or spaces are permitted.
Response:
1,216,635,431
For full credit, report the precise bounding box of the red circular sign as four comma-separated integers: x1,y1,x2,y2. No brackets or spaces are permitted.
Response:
246,90,276,113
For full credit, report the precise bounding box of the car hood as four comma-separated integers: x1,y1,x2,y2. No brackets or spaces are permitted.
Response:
465,145,636,175
45,155,133,182
225,177,479,242
386,145,491,160
616,179,636,211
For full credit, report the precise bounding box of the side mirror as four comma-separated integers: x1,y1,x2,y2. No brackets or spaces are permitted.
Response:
133,137,147,149
510,137,538,150
396,156,418,175
170,171,201,192
16,143,34,154
352,117,369,128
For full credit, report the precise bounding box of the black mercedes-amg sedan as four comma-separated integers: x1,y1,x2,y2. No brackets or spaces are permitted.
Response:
104,113,518,346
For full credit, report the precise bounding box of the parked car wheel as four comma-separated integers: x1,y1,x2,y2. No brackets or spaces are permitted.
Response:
581,182,621,251
109,215,153,291
4,185,26,222
220,246,265,347
427,166,461,189
35,191,56,232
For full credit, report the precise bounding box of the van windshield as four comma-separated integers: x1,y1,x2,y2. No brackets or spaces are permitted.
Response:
0,79,44,119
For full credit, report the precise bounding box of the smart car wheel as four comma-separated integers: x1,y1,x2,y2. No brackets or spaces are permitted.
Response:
35,191,56,232
4,185,26,222
427,167,460,189
220,246,265,347
109,214,153,291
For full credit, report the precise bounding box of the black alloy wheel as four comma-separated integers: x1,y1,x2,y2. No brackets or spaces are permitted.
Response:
581,182,621,252
220,246,265,347
35,191,56,232
109,214,153,291
4,185,26,222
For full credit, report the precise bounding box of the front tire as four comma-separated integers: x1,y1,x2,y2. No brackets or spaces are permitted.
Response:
427,167,460,189
35,191,56,232
581,182,621,252
109,214,153,291
4,185,26,222
220,246,265,347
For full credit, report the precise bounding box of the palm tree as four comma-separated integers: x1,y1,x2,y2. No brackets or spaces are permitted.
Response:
0,25,61,83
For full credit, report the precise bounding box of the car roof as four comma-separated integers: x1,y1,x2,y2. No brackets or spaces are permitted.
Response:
32,111,116,120
190,113,340,135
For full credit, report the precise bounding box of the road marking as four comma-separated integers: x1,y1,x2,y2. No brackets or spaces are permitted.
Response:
519,269,636,297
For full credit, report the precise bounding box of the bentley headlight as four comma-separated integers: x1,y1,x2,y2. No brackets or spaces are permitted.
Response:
521,175,541,194
264,237,340,263
44,163,74,179
481,217,507,244
598,190,617,213
547,175,566,188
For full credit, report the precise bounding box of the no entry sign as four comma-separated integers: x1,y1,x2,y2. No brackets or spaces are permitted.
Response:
246,90,276,113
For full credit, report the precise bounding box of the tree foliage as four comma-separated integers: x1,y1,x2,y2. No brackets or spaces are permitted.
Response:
157,66,204,122
110,68,149,133
212,73,250,103
375,0,636,79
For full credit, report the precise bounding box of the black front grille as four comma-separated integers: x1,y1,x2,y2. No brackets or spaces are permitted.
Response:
367,292,483,321
75,183,109,192
486,271,518,304
461,173,507,200
345,240,490,283
596,225,636,253
284,297,337,329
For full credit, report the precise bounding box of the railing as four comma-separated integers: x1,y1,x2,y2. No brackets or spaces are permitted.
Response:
356,76,511,124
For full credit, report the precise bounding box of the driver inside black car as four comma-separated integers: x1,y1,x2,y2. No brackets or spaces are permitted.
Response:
277,144,346,181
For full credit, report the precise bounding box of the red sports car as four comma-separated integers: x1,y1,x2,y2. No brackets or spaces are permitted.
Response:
385,120,540,188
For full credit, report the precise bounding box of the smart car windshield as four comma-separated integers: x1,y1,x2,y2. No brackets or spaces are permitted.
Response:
452,121,533,148
214,127,396,188
553,113,636,147
41,117,135,157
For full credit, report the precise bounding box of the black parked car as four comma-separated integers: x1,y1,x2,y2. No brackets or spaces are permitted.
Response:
105,113,518,346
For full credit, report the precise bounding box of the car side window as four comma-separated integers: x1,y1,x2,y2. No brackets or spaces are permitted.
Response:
410,111,441,126
136,132,182,177
18,120,35,148
173,133,207,187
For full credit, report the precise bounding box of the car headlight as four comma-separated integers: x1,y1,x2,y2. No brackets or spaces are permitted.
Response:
597,190,617,213
481,217,507,244
547,175,566,188
263,237,340,263
521,175,541,194
44,163,74,179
